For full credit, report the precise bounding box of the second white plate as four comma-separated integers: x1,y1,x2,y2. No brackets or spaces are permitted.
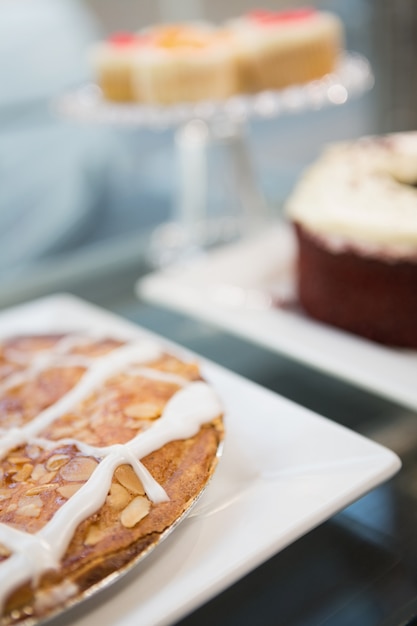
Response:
137,223,417,413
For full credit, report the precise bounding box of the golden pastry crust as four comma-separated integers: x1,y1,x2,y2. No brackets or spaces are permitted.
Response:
0,334,224,624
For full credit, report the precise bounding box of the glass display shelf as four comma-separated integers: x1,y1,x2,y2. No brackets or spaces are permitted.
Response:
58,53,372,128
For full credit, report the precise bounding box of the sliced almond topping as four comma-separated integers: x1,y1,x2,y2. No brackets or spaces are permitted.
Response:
60,457,98,482
26,445,41,460
124,402,161,420
75,429,94,441
106,483,131,510
25,484,56,496
17,504,42,518
0,543,11,558
38,471,57,485
17,495,43,518
0,488,12,501
114,465,145,495
3,412,22,428
8,456,31,465
5,467,19,476
22,606,34,618
18,495,43,508
120,496,150,528
49,426,76,439
57,483,83,499
31,463,47,481
45,454,70,472
84,524,109,546
12,463,34,483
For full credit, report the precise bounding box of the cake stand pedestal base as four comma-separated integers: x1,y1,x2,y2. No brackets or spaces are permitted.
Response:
147,116,270,267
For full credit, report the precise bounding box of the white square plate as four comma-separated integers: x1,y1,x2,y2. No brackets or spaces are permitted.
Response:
138,223,417,412
0,295,401,626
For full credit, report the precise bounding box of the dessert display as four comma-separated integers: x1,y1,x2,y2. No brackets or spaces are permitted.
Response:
90,32,148,102
0,333,224,623
228,8,344,93
90,7,345,104
285,132,417,348
132,24,239,105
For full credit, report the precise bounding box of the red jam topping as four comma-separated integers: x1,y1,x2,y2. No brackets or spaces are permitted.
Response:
248,8,316,25
108,32,149,47
108,32,136,45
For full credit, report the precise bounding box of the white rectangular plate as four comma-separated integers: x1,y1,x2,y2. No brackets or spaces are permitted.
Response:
138,223,417,412
0,295,401,626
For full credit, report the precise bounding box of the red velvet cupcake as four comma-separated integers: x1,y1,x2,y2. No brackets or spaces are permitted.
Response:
286,133,417,348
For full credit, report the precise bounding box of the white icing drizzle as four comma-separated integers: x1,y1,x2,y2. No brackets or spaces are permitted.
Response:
0,336,223,614
0,331,119,394
0,355,92,396
125,365,190,387
0,340,162,458
29,436,168,502
2,332,102,365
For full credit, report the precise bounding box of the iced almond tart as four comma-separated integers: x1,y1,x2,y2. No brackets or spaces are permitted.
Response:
0,333,224,624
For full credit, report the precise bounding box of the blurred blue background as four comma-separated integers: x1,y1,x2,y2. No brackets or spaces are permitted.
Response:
0,0,415,304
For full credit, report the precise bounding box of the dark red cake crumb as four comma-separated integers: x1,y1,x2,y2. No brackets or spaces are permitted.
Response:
294,223,417,349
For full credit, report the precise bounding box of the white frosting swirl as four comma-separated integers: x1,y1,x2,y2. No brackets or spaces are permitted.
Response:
286,132,417,257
